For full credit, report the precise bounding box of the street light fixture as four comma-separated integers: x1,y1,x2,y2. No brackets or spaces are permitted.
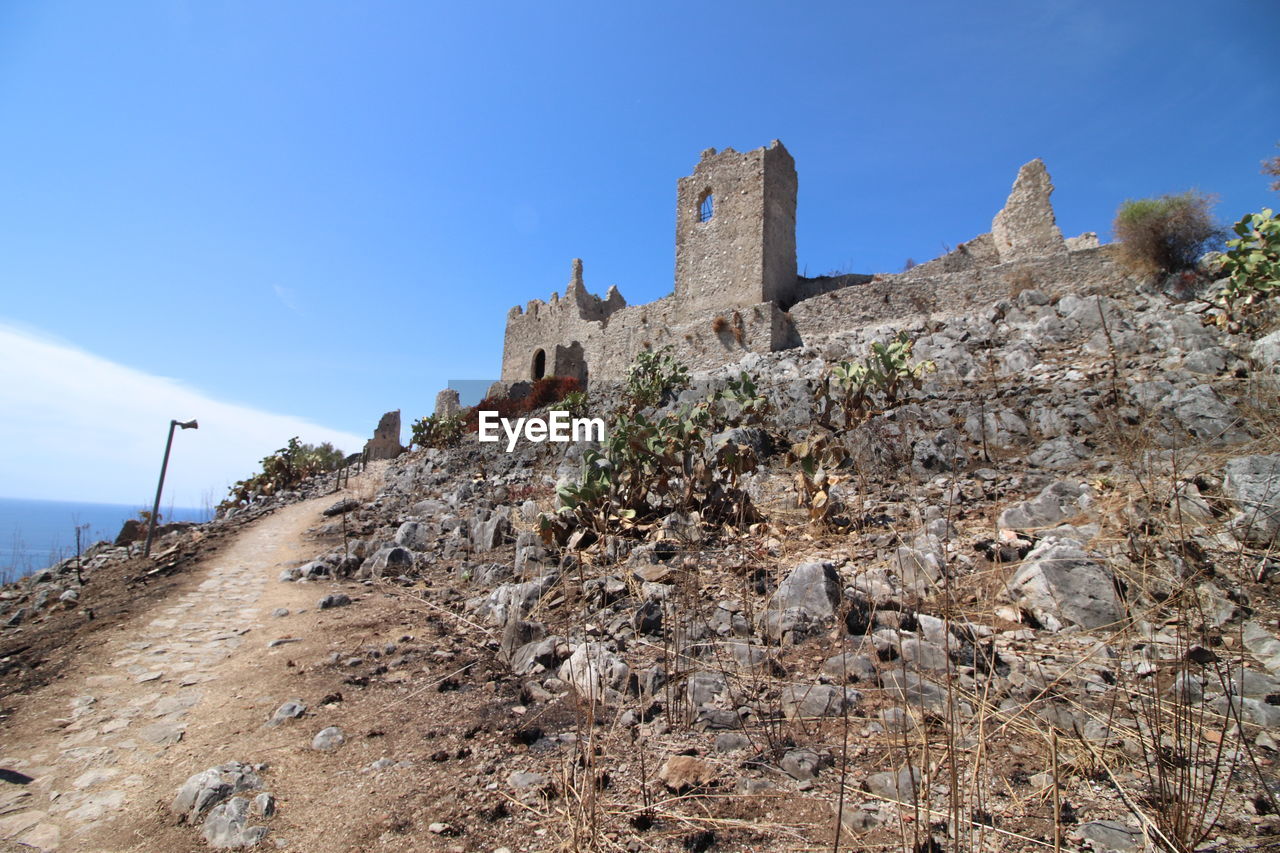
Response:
144,418,199,556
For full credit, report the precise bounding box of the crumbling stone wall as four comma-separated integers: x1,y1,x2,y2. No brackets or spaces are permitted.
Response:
788,246,1129,341
364,411,403,461
497,145,1118,387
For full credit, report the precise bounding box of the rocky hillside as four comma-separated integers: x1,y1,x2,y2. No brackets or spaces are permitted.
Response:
3,255,1279,853
262,258,1280,851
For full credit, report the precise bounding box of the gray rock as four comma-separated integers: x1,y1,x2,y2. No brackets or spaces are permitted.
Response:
1160,384,1251,445
1223,454,1280,547
317,593,351,610
202,795,269,848
509,636,561,676
312,726,345,751
881,668,968,717
713,733,751,754
470,575,558,629
171,762,262,824
393,521,434,552
361,546,415,579
997,481,1092,530
1253,329,1280,373
471,508,511,551
1007,541,1123,632
253,792,275,817
1073,820,1143,852
507,771,549,789
761,561,841,643
780,747,826,781
4,607,29,627
864,765,920,803
267,699,306,727
900,637,950,672
686,671,729,708
500,618,545,663
780,684,860,719
557,643,629,702
835,801,887,833
271,608,289,618
323,498,360,517
820,652,877,683
140,722,185,745
1028,436,1091,469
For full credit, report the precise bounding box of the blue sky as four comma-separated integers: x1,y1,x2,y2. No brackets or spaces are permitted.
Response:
0,1,1277,505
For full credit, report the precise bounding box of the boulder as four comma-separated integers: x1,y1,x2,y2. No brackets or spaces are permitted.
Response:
997,481,1092,531
1223,454,1280,547
1006,541,1123,632
171,762,261,825
760,561,841,644
557,643,629,702
780,684,860,719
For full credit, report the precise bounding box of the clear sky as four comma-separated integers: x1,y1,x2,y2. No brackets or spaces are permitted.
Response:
1,1,1277,507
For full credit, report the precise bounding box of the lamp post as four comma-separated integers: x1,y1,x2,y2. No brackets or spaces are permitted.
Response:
144,418,199,556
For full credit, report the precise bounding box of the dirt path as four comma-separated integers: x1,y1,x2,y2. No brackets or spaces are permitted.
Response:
0,480,373,853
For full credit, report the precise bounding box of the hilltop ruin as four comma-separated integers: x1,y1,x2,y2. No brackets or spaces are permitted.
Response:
500,141,1108,385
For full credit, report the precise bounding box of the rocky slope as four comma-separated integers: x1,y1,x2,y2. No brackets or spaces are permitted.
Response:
4,259,1280,852
251,263,1280,851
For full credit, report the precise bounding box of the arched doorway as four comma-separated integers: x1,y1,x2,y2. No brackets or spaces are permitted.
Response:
532,349,546,380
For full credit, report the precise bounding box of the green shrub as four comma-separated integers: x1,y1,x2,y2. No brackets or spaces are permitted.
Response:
410,412,465,449
543,365,766,544
220,438,346,509
1217,207,1280,326
560,390,589,418
817,332,935,427
624,346,690,409
1113,191,1222,275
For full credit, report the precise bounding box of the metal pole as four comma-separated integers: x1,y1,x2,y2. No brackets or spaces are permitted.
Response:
144,418,197,556
144,420,179,556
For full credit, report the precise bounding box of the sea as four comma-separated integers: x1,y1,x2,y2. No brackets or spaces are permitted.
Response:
0,496,209,585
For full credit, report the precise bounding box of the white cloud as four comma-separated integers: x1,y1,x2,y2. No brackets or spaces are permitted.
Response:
0,322,367,508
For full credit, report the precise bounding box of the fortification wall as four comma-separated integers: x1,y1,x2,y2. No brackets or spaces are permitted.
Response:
788,245,1129,342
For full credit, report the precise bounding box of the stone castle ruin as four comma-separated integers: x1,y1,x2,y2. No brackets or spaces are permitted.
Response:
500,140,1110,386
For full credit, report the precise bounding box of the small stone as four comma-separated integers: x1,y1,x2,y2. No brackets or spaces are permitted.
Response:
1072,820,1143,852
267,700,306,727
253,792,275,817
713,733,751,754
780,747,826,781
318,593,352,610
507,771,548,789
312,726,345,751
271,608,290,618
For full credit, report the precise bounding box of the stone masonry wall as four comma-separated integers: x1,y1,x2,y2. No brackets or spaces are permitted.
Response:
673,141,797,318
498,146,1117,388
787,245,1130,344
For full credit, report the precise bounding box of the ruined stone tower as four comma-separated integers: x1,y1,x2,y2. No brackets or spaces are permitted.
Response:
674,141,798,318
496,144,1102,388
